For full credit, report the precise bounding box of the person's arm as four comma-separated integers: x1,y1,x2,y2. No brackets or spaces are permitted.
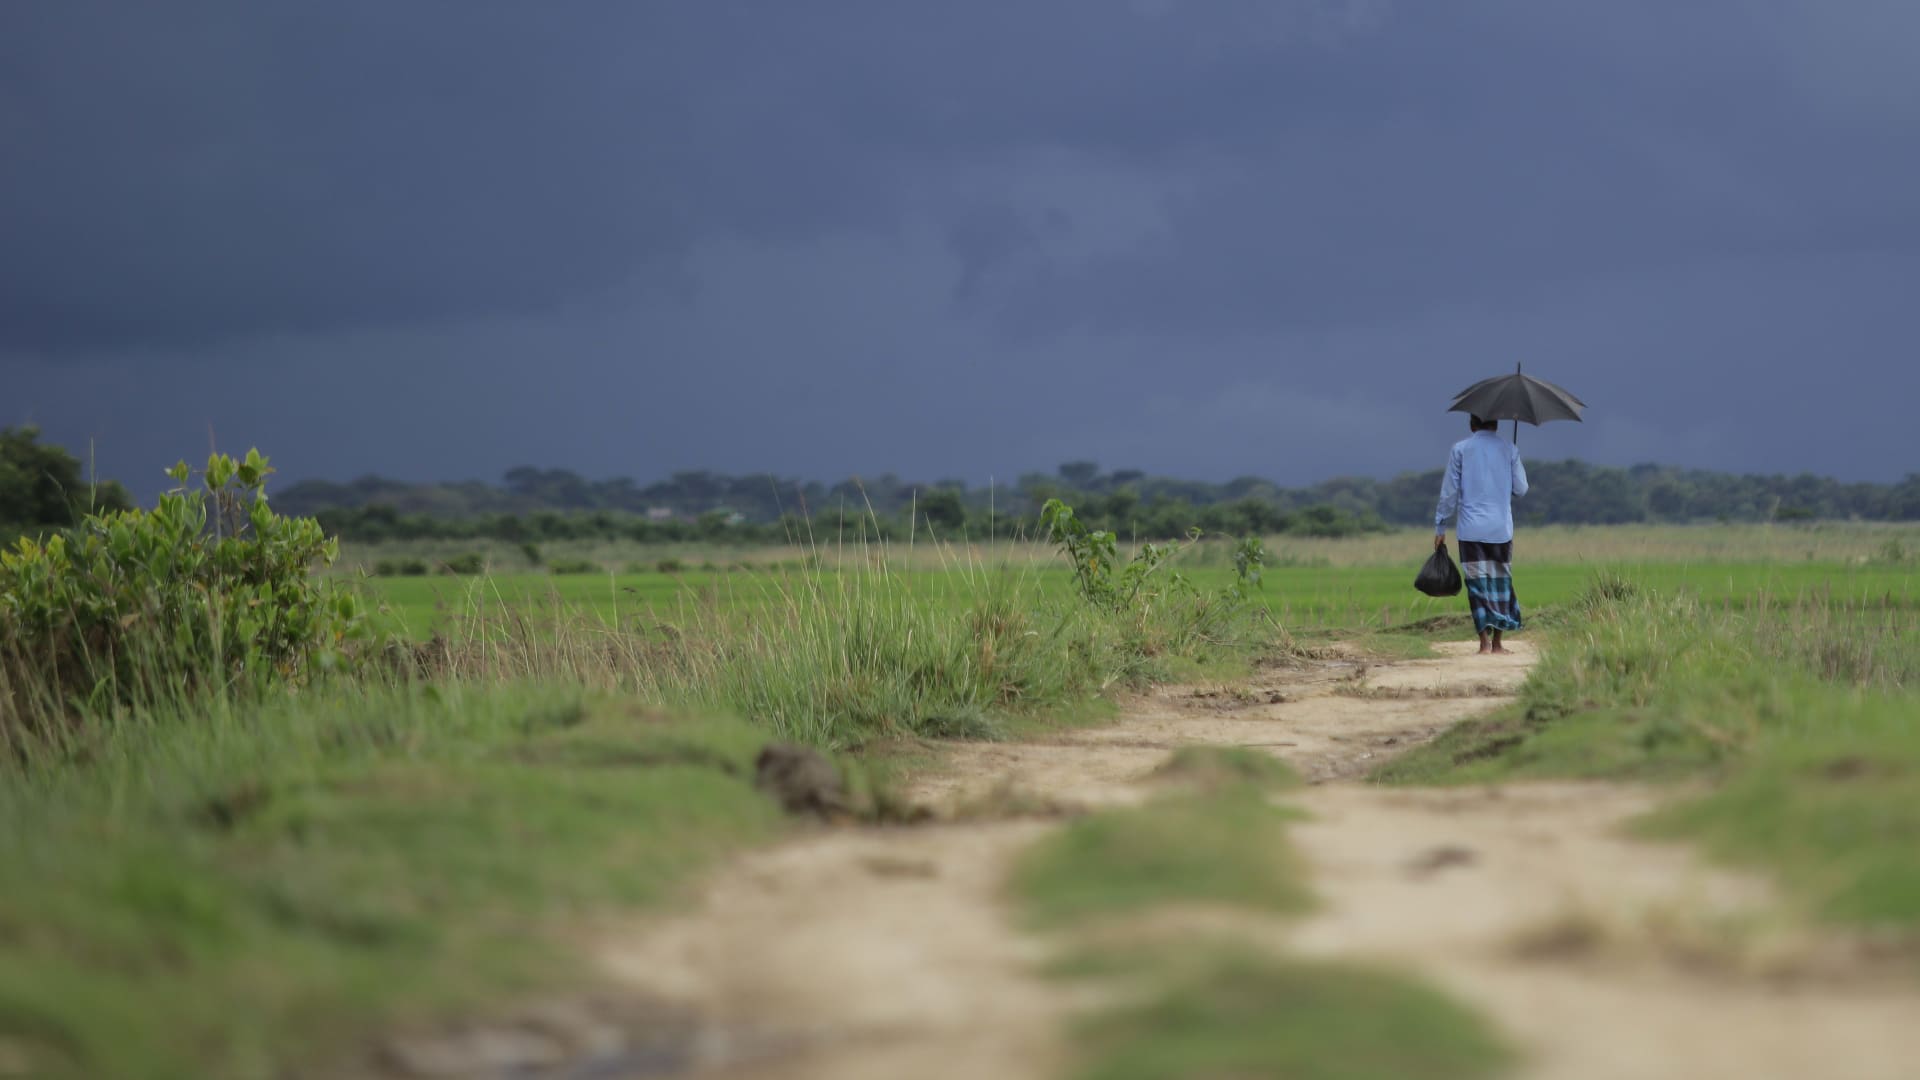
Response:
1511,448,1529,498
1434,447,1462,544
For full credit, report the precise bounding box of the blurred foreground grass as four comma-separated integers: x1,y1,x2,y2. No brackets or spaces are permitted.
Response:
1062,946,1514,1080
0,691,782,1080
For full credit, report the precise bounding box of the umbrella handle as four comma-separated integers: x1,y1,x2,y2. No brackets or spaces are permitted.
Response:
1513,361,1522,445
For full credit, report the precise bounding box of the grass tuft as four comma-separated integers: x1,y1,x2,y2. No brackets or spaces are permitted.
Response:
1060,944,1514,1080
1152,745,1301,791
1010,785,1310,928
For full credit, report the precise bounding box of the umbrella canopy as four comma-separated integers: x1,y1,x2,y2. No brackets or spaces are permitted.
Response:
1448,367,1585,432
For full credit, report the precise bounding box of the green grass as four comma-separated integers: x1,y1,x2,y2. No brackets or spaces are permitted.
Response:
1059,945,1514,1080
0,688,785,1080
365,562,1270,751
652,571,1124,747
1638,694,1920,926
359,560,1920,641
336,522,1920,580
1010,785,1313,927
1374,584,1920,932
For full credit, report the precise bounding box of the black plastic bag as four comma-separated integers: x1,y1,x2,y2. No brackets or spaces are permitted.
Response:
1415,547,1463,597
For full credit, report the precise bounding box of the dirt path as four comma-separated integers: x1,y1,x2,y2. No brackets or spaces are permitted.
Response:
595,640,1920,1080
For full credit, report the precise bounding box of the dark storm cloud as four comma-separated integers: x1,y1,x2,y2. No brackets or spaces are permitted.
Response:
10,1,1918,350
2,3,682,350
6,1,1919,491
933,4,1920,338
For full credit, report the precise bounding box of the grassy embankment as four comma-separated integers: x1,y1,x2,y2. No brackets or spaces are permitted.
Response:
1377,578,1920,933
0,533,1268,1079
1008,747,1513,1080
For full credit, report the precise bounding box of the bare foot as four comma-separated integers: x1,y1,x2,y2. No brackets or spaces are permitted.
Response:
1490,645,1510,655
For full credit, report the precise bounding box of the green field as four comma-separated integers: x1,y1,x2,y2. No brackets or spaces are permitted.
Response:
8,515,1919,1079
358,557,1919,639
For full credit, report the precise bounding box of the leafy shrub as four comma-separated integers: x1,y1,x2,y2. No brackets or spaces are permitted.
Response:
546,557,601,575
439,553,486,575
1228,536,1267,601
0,450,368,731
1041,497,1216,610
372,558,430,577
656,558,685,574
520,541,544,567
1040,498,1270,658
1285,504,1384,538
1041,498,1123,605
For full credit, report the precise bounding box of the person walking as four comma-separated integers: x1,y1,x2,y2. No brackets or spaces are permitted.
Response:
1433,414,1529,654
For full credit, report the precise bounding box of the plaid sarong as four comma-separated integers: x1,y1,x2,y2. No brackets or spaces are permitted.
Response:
1459,539,1522,633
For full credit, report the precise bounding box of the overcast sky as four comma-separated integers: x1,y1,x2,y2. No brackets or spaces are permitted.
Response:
6,1,1918,497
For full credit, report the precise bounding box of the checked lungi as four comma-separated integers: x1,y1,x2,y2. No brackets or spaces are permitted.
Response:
1458,539,1523,634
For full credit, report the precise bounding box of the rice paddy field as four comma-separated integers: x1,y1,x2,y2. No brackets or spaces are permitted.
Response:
348,523,1920,640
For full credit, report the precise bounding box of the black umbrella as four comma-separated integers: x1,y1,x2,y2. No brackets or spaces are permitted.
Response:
1448,363,1586,444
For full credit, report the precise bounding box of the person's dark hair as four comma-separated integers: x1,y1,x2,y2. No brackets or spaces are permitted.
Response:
1470,414,1500,433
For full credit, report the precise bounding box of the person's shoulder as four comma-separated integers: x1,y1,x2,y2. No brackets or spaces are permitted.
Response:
1450,437,1474,454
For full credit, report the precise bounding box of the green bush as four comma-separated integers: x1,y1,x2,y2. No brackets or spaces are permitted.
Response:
371,558,430,577
1286,503,1385,538
0,450,368,733
439,552,486,575
546,557,601,575
656,557,685,574
1036,498,1271,666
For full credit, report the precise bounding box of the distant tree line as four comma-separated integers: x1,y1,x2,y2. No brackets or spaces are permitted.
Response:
8,428,1917,549
278,458,1920,545
0,427,133,542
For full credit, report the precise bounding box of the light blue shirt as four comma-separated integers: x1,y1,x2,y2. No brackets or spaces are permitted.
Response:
1435,430,1529,543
